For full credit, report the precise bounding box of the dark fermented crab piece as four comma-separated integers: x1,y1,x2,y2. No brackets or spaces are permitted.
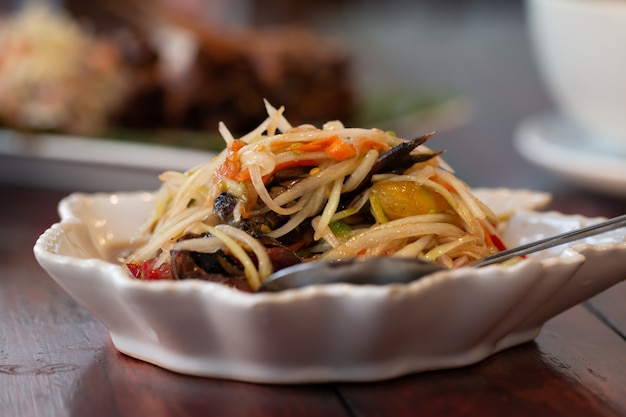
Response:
169,234,301,292
373,131,443,175
170,248,253,291
348,131,444,198
213,192,239,222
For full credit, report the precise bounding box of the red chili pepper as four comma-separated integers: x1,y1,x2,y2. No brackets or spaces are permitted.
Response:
490,233,507,252
126,258,172,280
216,140,247,181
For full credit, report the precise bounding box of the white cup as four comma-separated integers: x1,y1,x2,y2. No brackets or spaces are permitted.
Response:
526,0,626,152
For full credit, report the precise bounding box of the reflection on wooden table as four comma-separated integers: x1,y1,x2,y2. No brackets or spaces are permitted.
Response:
2,1,626,416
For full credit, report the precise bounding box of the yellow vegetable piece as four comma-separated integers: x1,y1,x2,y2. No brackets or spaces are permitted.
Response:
370,181,450,220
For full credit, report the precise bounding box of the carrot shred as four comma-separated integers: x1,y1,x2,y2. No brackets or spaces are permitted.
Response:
481,223,494,247
292,136,336,152
261,159,319,183
325,136,357,160
292,135,356,161
481,222,507,251
216,140,246,181
356,138,391,153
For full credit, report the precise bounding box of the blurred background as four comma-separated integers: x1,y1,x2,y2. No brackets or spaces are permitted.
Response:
0,0,556,192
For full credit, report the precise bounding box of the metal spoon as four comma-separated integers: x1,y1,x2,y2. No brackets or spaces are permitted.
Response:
259,213,626,292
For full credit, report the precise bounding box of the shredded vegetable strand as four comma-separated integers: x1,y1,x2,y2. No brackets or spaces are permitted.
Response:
172,236,223,253
126,101,505,290
160,158,222,227
330,190,371,222
342,149,379,192
264,99,292,133
248,164,304,216
218,121,235,147
437,169,484,217
265,104,285,137
267,187,326,238
423,234,480,262
393,235,434,258
129,207,214,262
271,157,360,207
322,222,466,261
197,224,262,291
215,224,273,282
311,216,342,248
378,172,482,235
314,178,344,240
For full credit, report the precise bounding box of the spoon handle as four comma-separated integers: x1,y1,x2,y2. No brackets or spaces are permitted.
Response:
474,213,626,267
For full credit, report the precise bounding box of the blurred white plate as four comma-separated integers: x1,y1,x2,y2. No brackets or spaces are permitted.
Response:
0,129,217,192
34,188,626,384
513,112,626,198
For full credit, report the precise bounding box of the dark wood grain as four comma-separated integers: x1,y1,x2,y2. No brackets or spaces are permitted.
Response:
69,351,347,417
589,282,626,339
0,186,349,417
336,303,626,417
2,183,626,417
3,2,626,416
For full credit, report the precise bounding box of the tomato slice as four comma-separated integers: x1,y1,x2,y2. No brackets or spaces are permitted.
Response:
126,258,172,280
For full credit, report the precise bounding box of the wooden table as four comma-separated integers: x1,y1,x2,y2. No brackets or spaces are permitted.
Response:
2,187,626,417
2,2,626,416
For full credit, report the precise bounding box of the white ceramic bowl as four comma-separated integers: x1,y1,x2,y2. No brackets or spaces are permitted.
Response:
34,188,626,383
526,0,626,151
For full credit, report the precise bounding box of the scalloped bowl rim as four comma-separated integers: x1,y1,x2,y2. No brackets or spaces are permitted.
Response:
34,188,626,383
